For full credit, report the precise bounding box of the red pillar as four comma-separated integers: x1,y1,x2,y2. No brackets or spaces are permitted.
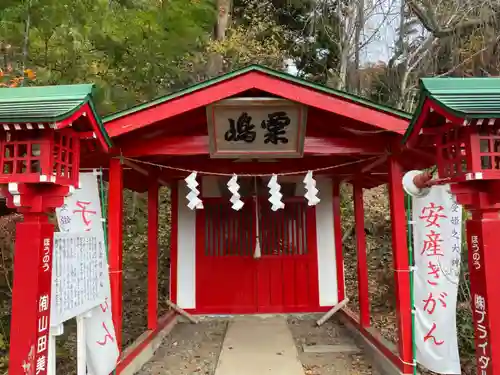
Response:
353,182,370,327
108,158,124,349
1,183,69,375
147,178,159,330
465,211,500,375
449,182,500,375
8,214,54,375
387,156,413,374
332,180,345,301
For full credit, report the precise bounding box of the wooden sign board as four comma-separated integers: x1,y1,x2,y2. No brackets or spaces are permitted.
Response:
206,98,307,158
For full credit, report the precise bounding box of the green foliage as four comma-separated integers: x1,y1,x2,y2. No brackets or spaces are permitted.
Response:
233,0,343,84
0,0,216,114
175,0,289,85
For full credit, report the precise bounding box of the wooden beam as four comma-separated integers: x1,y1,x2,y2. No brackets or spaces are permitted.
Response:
135,156,377,176
387,156,413,375
105,71,409,138
121,135,388,157
116,311,177,375
121,158,169,186
342,155,388,184
108,158,124,349
147,176,159,330
316,298,349,326
165,300,198,324
353,182,371,327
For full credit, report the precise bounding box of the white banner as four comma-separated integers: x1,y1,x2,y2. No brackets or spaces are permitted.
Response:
413,185,462,374
55,173,119,375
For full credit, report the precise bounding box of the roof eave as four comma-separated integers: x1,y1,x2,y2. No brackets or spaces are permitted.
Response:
103,65,412,126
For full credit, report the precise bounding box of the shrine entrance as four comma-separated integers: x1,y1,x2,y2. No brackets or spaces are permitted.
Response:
71,65,431,374
196,177,319,314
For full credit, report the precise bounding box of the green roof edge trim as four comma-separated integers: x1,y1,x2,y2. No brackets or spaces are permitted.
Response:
401,85,427,144
402,77,500,144
0,84,112,148
103,64,412,123
88,99,113,148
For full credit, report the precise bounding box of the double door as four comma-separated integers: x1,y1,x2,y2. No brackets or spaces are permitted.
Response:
196,197,319,314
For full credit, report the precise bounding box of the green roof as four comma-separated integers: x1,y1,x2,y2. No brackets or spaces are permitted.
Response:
104,64,412,123
403,77,500,142
421,77,500,116
0,84,111,146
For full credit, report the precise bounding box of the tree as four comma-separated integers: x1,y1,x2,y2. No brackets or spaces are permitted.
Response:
368,0,500,111
0,0,216,114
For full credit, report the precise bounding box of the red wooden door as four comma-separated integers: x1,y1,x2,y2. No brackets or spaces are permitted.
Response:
257,199,319,313
196,198,319,314
196,199,257,313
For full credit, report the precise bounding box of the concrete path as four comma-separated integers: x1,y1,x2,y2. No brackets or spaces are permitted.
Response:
214,316,305,375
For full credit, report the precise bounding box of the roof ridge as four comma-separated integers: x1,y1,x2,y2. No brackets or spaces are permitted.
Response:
104,64,411,123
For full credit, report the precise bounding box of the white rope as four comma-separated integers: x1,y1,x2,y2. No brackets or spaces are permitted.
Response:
400,359,417,367
117,156,380,177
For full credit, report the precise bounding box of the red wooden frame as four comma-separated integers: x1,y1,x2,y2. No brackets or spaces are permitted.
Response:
340,308,408,373
105,71,409,138
108,158,124,349
387,156,413,374
57,103,110,152
94,67,420,374
147,178,159,330
353,182,371,327
121,135,388,158
116,311,177,374
193,196,323,314
135,156,380,178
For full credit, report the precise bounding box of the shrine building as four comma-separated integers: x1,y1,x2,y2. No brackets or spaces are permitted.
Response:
83,65,427,319
4,64,463,375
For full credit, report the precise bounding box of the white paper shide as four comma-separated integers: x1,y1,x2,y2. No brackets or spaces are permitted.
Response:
413,185,462,374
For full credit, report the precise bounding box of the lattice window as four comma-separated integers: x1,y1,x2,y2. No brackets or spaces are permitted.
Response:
437,126,468,178
53,132,76,180
477,123,500,171
204,199,309,257
259,201,308,256
0,128,79,185
204,201,254,256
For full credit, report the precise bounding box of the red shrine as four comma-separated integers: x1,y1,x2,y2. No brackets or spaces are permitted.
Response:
84,65,426,374
1,66,498,375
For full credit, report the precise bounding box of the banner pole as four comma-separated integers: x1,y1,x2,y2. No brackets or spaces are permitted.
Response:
98,168,117,375
405,192,417,375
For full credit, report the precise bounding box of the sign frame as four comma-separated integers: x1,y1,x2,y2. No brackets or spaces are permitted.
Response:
206,97,308,159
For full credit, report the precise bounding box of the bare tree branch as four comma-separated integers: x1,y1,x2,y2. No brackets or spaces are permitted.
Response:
407,0,498,38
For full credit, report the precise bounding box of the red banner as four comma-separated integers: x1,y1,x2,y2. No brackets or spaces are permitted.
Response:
467,219,492,375
8,217,53,375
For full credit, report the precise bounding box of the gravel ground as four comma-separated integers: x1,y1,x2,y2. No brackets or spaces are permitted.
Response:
136,315,379,375
287,315,378,375
137,320,227,375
